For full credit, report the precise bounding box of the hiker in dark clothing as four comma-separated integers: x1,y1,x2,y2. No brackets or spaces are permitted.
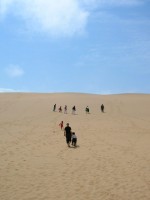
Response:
101,104,104,113
85,106,89,114
72,106,76,114
53,104,56,111
64,123,72,147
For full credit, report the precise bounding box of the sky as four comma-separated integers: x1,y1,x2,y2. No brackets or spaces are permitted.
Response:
0,0,150,94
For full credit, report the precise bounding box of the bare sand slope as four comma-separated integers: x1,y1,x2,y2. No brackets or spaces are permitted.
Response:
0,93,150,200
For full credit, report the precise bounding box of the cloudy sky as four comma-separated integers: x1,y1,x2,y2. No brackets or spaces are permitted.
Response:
0,0,150,94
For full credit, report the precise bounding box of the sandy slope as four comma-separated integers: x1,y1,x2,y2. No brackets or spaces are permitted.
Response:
0,93,150,200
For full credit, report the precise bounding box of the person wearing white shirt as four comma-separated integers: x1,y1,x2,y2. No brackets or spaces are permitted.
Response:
71,132,77,147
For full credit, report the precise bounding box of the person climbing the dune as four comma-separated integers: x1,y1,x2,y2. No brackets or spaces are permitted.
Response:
64,123,72,147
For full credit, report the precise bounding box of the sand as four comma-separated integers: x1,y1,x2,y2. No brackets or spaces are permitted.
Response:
0,93,150,200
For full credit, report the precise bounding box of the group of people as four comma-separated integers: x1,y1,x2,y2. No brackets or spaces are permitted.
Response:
53,104,105,114
56,104,105,148
85,104,105,113
59,122,77,147
53,104,76,114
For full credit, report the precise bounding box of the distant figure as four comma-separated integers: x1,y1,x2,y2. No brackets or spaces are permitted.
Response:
85,106,90,114
64,123,72,147
64,105,67,114
72,106,76,114
101,104,104,113
53,104,56,112
58,106,62,112
59,121,64,130
71,132,77,147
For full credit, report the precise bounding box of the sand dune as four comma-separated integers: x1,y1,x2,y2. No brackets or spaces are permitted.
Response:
0,93,150,200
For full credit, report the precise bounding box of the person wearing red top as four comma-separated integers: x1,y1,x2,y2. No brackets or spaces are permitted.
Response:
59,121,63,130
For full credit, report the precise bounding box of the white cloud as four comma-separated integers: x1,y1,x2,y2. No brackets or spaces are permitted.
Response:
5,65,25,77
0,88,28,92
0,0,89,36
0,88,18,92
0,0,143,37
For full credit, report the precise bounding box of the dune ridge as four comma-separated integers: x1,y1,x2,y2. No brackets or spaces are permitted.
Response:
0,93,150,200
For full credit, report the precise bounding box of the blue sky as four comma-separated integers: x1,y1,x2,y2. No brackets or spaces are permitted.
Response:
0,0,150,94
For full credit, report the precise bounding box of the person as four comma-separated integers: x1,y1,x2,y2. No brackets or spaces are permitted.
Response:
64,123,72,147
53,104,56,111
58,106,62,112
101,104,104,113
85,106,89,114
71,132,77,147
72,106,76,114
64,105,67,114
59,121,63,130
